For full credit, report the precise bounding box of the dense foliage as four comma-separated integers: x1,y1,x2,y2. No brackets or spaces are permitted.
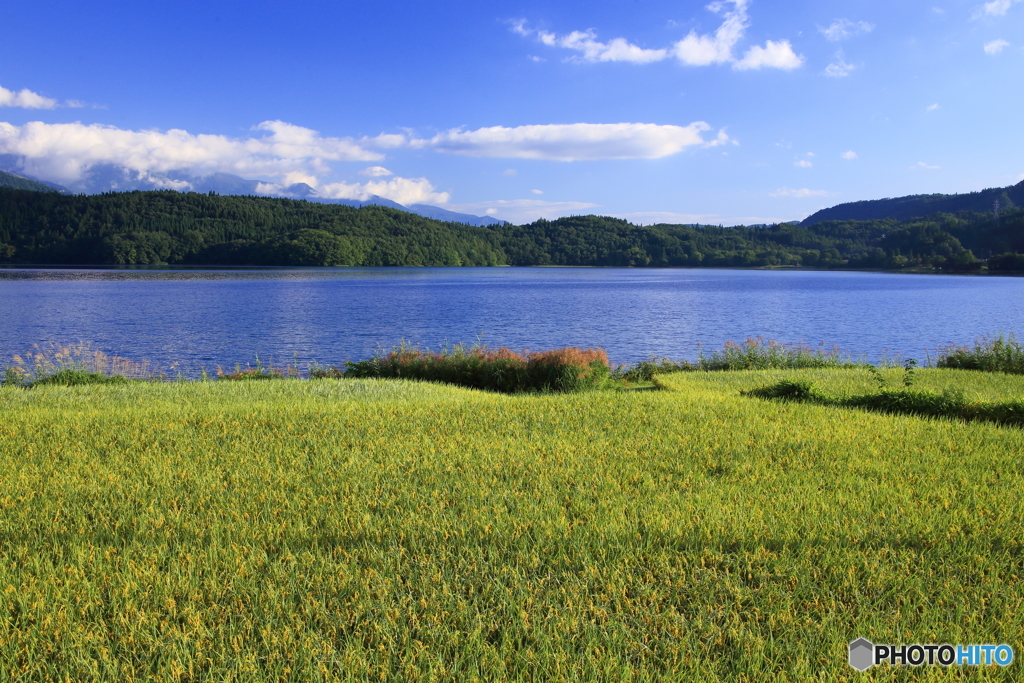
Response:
1,187,1023,270
341,343,613,393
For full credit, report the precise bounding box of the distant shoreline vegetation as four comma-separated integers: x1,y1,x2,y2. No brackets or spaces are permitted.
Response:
7,335,1023,390
1,187,1023,271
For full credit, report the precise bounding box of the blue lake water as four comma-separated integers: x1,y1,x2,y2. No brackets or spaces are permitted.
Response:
1,266,1022,373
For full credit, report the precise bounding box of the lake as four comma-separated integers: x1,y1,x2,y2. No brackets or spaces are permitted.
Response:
1,266,1022,374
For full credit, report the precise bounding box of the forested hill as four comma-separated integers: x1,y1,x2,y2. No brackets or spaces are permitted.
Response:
1,187,1023,271
0,170,63,193
802,180,1024,224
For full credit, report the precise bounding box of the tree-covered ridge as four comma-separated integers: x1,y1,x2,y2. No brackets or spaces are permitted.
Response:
801,180,1024,225
0,170,62,194
0,189,505,266
0,187,1022,270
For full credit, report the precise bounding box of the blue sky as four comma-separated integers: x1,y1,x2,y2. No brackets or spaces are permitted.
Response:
1,0,1021,224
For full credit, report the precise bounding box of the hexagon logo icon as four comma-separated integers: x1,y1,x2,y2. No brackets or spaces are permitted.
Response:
849,638,874,671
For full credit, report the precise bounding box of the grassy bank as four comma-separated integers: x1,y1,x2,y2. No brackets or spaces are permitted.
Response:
1,369,1022,681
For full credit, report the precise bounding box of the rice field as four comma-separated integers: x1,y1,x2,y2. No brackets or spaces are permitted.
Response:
1,370,1022,681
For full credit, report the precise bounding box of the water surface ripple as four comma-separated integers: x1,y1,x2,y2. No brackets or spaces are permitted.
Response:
2,266,1021,372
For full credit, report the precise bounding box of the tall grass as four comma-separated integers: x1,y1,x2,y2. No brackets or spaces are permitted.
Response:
341,342,613,393
937,333,1024,374
1,373,1022,680
745,368,1024,428
3,341,161,386
622,338,857,381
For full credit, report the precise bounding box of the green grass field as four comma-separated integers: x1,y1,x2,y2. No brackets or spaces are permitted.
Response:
1,369,1022,681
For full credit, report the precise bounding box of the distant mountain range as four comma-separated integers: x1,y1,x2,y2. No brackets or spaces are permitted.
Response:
2,155,1020,229
802,180,1024,225
0,160,506,227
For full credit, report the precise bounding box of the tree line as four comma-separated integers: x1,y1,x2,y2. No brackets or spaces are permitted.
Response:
0,188,1022,271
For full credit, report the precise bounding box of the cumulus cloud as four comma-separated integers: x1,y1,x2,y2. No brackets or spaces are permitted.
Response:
315,176,450,206
514,2,802,71
359,165,393,177
0,85,58,109
734,40,804,70
841,150,858,160
770,187,830,198
673,0,750,65
984,39,1010,54
418,122,718,161
794,159,813,168
0,119,384,188
824,51,856,77
819,19,875,41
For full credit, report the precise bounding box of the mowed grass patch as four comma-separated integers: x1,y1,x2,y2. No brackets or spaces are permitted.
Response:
0,375,1022,681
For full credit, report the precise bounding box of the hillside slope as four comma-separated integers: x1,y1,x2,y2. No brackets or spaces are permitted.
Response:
802,180,1024,224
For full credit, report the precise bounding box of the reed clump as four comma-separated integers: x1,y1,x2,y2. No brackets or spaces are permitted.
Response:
3,341,159,387
341,342,613,393
936,333,1024,374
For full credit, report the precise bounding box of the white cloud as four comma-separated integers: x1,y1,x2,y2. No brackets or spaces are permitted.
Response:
794,159,813,168
0,119,383,188
0,85,58,109
979,0,1020,17
515,2,802,71
359,165,393,177
824,51,856,77
531,189,544,194
554,30,669,64
503,168,518,176
420,122,715,161
916,161,941,169
315,176,449,206
734,40,804,70
841,150,858,160
819,19,875,42
673,0,750,65
927,103,941,111
447,198,600,224
614,210,721,224
770,187,830,198
984,39,1010,54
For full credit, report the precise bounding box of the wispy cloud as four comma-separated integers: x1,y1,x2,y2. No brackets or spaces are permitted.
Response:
927,103,941,111
414,122,724,161
916,161,941,169
794,159,813,168
446,198,600,224
824,50,856,77
841,150,858,160
770,187,830,198
976,0,1021,17
513,1,803,71
984,39,1010,54
0,85,58,109
0,119,385,188
819,19,875,41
